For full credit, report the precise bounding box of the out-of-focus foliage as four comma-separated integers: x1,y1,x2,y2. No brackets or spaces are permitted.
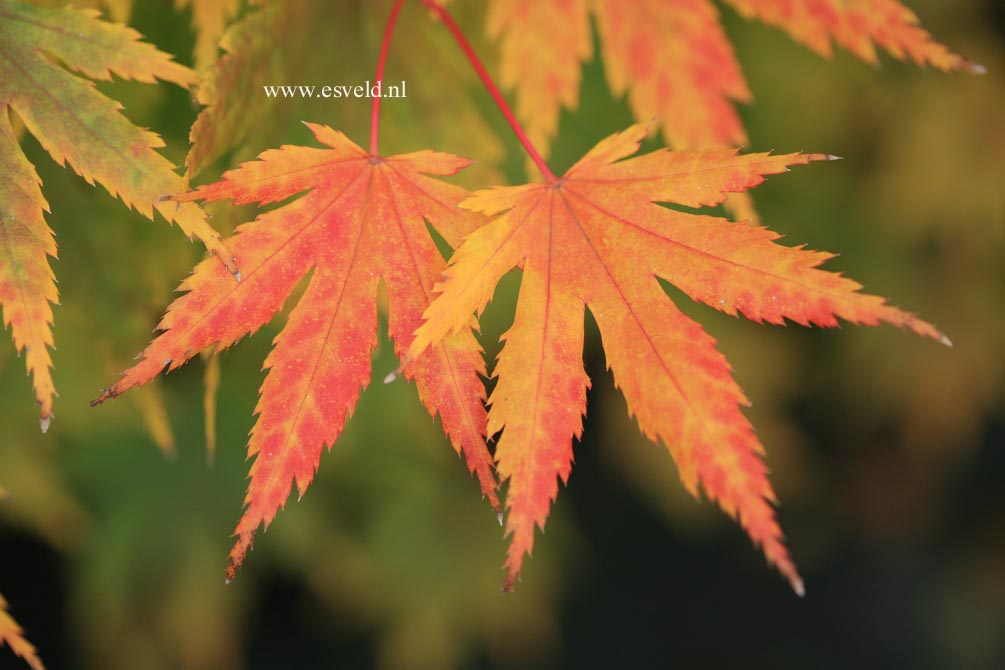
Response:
0,1,1001,669
491,0,979,160
186,0,503,185
485,0,980,223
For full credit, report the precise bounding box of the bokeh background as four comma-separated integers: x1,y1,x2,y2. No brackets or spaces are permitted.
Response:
1,0,1002,668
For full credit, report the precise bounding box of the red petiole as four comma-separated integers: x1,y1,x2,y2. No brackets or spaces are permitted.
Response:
369,0,557,183
370,0,407,155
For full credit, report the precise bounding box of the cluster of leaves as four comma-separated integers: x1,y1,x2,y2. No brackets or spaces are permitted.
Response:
0,0,984,665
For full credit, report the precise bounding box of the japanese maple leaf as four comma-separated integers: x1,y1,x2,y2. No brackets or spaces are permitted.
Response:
724,0,983,69
488,0,980,221
0,0,235,429
409,123,947,591
94,124,499,580
1,593,42,670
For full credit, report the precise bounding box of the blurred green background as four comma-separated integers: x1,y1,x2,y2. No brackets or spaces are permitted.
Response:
1,1,1003,668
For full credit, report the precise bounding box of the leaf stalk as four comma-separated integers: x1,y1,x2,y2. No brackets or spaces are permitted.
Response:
420,0,558,183
370,0,408,155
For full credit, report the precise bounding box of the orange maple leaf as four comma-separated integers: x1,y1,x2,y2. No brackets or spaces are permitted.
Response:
487,0,979,221
409,123,947,591
94,124,499,579
0,593,43,670
724,0,983,70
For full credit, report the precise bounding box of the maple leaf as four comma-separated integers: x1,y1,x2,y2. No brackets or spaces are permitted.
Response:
486,0,977,220
723,0,984,71
490,0,751,155
487,0,593,159
0,0,236,427
409,123,947,591
0,594,43,670
94,124,500,579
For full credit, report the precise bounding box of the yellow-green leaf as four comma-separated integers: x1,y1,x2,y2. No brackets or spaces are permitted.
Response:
0,0,235,425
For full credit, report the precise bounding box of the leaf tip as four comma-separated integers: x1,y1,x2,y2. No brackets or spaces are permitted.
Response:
39,414,52,434
496,511,504,527
792,576,806,598
383,368,400,384
940,334,953,348
966,60,987,75
227,527,256,582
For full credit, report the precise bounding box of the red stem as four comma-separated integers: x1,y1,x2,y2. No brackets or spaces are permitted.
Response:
370,0,408,155
420,0,557,183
